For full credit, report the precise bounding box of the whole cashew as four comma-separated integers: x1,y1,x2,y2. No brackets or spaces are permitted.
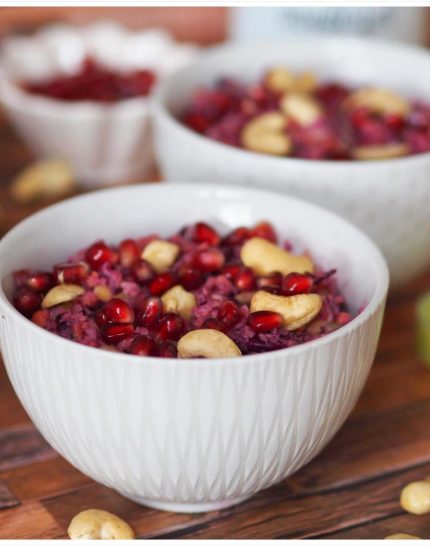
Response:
294,71,318,94
241,237,314,276
250,290,322,331
345,87,410,116
177,329,242,359
352,143,409,160
11,159,75,203
42,284,84,309
241,112,292,156
161,285,196,320
265,67,296,93
385,534,421,540
280,92,323,126
67,509,135,540
141,240,180,273
400,481,430,515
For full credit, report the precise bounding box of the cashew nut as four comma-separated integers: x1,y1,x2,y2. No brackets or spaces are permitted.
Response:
241,237,314,276
42,284,84,309
161,285,196,320
400,481,430,515
93,285,113,302
141,240,180,273
294,71,318,94
345,87,410,116
177,329,242,359
250,290,322,331
352,143,409,160
11,159,75,203
67,509,134,540
265,67,295,93
241,112,292,156
280,92,323,126
385,534,421,540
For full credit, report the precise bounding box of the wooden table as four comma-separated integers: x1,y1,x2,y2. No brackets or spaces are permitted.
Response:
1,111,430,540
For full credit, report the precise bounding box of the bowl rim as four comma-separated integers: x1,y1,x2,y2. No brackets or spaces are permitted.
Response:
0,182,389,367
153,34,430,169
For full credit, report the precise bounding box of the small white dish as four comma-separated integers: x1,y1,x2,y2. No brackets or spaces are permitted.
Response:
0,22,197,187
0,183,388,513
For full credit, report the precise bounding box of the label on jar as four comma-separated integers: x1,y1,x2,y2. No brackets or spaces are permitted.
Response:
230,7,426,45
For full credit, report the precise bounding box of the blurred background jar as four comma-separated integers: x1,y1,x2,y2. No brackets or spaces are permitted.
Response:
230,6,428,45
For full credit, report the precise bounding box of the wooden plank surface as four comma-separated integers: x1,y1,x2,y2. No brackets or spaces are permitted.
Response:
1,79,430,540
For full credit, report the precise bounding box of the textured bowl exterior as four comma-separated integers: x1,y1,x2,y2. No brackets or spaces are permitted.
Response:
0,184,388,512
153,37,430,289
0,23,197,187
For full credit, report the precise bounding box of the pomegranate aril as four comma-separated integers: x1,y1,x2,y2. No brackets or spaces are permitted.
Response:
101,323,134,344
251,222,277,243
132,260,154,284
223,226,250,246
119,239,140,267
257,272,282,292
103,298,134,324
282,273,313,295
25,272,55,292
157,313,184,341
32,309,50,328
158,340,178,358
149,273,175,296
193,248,225,273
218,300,240,327
178,266,204,290
222,263,241,280
135,296,162,327
247,311,283,333
192,222,220,246
95,308,108,327
55,262,88,284
13,288,42,317
85,241,117,270
202,317,224,331
129,335,158,356
235,267,256,291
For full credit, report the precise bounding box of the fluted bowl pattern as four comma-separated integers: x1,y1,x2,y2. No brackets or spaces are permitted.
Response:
153,36,430,289
0,184,388,513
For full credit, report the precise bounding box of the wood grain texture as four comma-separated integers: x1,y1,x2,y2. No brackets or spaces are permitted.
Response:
0,480,19,510
0,425,55,472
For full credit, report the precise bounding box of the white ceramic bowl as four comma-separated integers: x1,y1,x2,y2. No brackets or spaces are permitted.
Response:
153,36,430,289
0,183,388,513
0,22,197,187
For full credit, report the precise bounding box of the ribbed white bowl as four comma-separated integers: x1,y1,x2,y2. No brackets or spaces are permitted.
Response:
0,184,388,513
0,22,197,186
153,36,430,289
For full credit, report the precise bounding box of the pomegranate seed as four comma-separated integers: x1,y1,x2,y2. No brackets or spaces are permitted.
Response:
235,267,256,291
129,335,158,356
251,221,277,242
157,313,184,341
247,311,283,332
13,288,42,317
178,266,204,290
32,309,50,327
257,272,283,292
218,300,240,327
222,263,241,280
282,273,313,295
101,323,134,344
158,340,178,358
55,262,88,284
25,272,55,293
193,248,225,273
95,308,107,327
336,311,351,325
385,113,404,132
149,272,175,296
119,239,140,267
104,298,134,324
192,222,220,246
135,296,162,327
223,226,250,246
132,260,154,284
85,241,117,270
202,317,224,331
